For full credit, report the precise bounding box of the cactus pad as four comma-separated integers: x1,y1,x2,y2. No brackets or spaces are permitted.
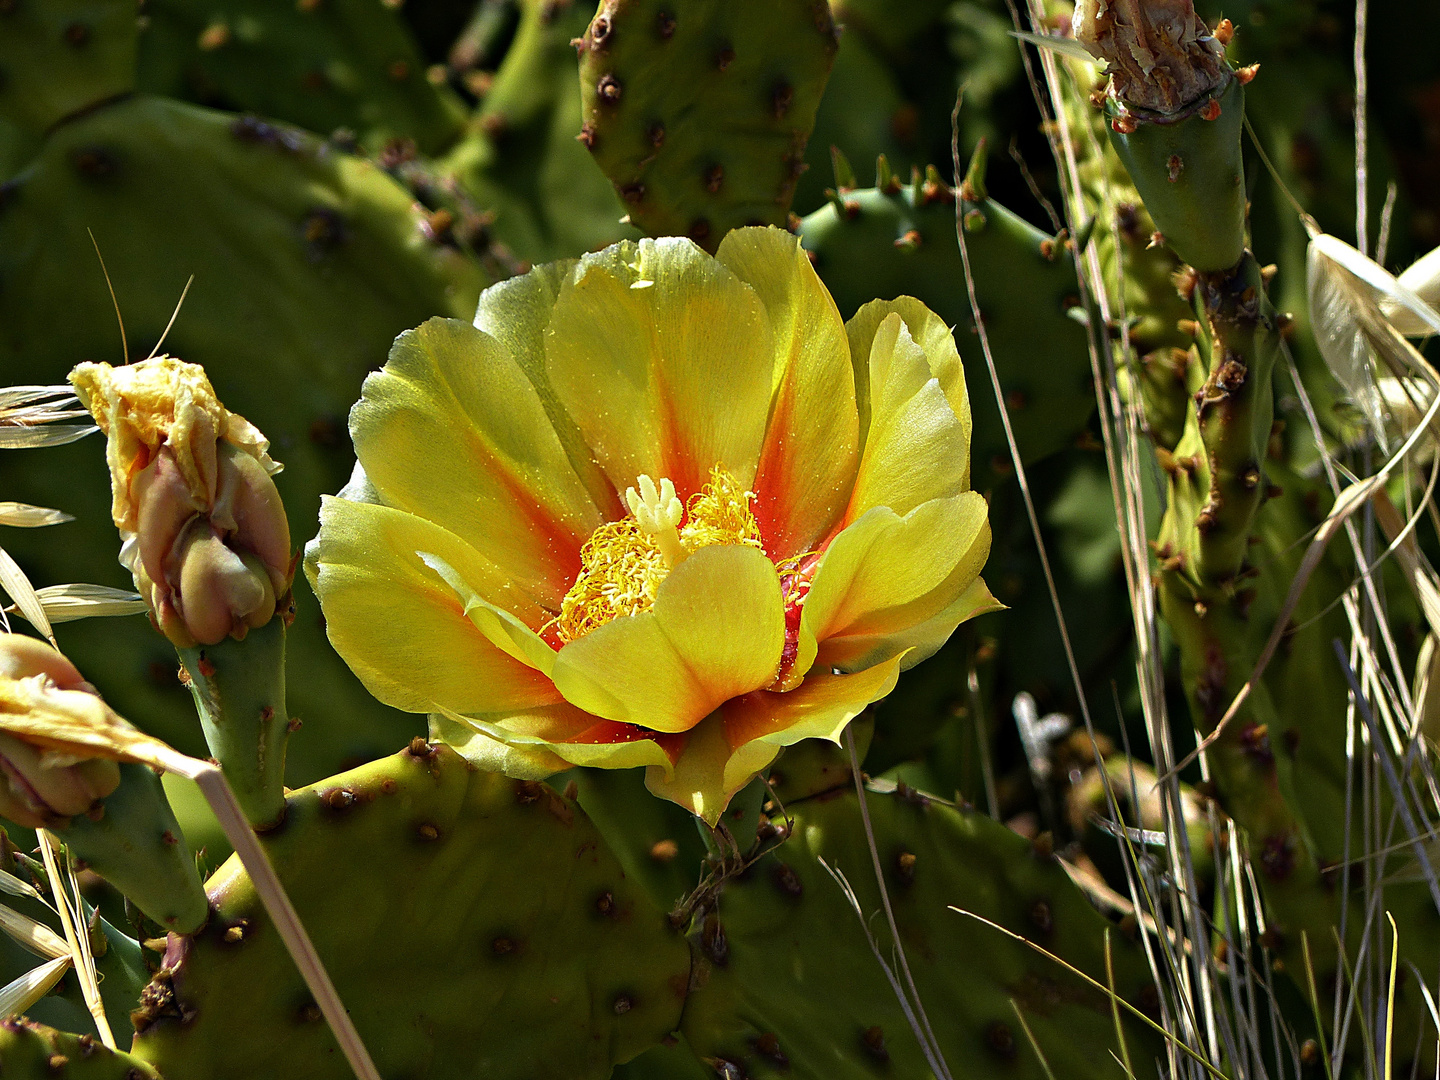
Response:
0,94,488,783
798,166,1093,490
0,0,136,137
576,0,839,250
0,1018,158,1079
130,742,690,1079
137,0,466,155
680,784,1160,1078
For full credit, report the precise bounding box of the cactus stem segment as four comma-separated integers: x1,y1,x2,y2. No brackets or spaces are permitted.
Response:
178,616,291,830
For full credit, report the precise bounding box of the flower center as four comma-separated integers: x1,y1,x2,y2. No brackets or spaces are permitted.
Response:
546,466,764,644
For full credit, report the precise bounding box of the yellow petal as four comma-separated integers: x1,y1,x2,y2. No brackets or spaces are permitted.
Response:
846,297,972,477
430,711,572,780
716,227,860,560
305,497,560,716
434,701,674,772
843,307,971,520
724,656,904,749
644,657,902,824
416,553,557,676
351,318,603,607
551,545,785,733
804,493,993,672
817,574,1003,673
545,237,774,499
473,262,624,518
644,713,758,826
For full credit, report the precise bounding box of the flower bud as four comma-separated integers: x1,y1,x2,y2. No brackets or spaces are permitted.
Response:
70,357,293,648
0,636,121,828
1072,0,1229,116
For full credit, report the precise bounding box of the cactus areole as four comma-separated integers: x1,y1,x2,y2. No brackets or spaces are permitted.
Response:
306,227,998,823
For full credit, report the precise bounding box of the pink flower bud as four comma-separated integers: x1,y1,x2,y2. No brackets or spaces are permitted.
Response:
0,637,121,827
70,358,293,648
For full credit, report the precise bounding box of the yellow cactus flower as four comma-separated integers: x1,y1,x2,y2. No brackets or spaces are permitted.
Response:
70,357,293,649
306,227,999,823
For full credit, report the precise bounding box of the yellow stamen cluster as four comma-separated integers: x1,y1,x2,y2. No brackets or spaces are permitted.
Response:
547,466,764,644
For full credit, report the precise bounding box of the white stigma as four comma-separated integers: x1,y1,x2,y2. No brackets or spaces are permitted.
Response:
625,474,684,566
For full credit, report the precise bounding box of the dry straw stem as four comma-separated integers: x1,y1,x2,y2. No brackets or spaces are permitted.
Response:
36,830,112,1048
145,743,383,1080
0,689,379,1080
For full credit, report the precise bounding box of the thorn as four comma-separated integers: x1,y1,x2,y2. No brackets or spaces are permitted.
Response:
894,229,921,251
1214,17,1235,46
1199,97,1223,121
830,145,856,192
921,164,952,205
1111,113,1138,135
875,154,900,194
1236,62,1260,85
960,137,988,202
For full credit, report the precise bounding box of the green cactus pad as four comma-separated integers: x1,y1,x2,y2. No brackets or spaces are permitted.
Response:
0,94,488,784
130,742,690,1079
798,168,1093,490
681,785,1161,1079
442,0,634,263
0,0,136,138
576,0,839,250
1107,79,1247,273
137,0,466,155
0,1018,159,1079
60,763,209,935
178,620,290,830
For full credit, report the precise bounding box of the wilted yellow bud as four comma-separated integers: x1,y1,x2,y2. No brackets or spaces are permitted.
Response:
0,636,121,828
70,357,293,648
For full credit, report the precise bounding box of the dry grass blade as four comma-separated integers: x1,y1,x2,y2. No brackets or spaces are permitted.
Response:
948,906,1233,1080
1010,999,1061,1080
1384,913,1398,1080
0,903,70,960
0,503,73,529
0,867,43,902
843,728,954,1080
818,856,954,1079
1105,929,1136,1079
1372,492,1440,636
0,547,54,644
6,584,147,624
1007,29,1097,63
1309,232,1440,451
1300,933,1337,1080
0,955,71,1018
0,425,96,450
0,386,75,409
37,832,113,1048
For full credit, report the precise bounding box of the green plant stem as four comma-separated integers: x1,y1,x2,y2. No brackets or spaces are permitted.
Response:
178,617,290,829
